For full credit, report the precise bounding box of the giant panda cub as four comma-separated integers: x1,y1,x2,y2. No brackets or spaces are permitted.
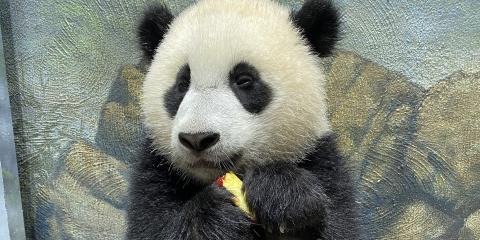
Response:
127,0,359,239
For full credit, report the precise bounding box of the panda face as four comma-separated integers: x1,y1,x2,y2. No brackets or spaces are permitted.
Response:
141,0,339,181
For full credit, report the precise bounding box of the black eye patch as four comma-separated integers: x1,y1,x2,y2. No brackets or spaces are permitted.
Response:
229,62,272,114
164,64,190,117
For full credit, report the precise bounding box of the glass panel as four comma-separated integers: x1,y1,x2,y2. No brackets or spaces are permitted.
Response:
0,25,26,240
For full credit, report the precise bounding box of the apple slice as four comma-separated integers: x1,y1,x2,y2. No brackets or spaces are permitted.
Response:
216,172,255,220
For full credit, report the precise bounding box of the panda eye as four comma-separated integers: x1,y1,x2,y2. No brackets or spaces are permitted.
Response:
176,65,191,93
228,62,272,114
235,75,254,89
177,78,190,93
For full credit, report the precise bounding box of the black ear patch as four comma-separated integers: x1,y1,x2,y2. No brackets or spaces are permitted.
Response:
293,0,341,57
138,4,174,60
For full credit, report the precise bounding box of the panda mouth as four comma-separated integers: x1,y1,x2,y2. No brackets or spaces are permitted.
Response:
190,153,242,170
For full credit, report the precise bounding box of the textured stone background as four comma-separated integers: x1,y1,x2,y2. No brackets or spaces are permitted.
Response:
0,0,479,239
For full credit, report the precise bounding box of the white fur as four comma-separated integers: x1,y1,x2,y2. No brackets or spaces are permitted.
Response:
142,0,331,181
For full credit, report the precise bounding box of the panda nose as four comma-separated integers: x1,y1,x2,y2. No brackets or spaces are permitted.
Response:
178,132,220,152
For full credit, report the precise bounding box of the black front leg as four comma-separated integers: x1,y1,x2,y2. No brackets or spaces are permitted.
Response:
182,184,257,240
243,162,330,238
128,181,257,240
127,154,257,240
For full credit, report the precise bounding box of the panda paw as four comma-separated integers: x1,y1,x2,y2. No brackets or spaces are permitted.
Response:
188,184,258,240
244,163,330,234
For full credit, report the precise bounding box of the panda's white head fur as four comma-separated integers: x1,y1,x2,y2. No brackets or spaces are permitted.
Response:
139,0,340,181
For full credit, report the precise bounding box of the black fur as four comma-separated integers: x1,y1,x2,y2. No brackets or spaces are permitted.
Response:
138,4,174,60
293,0,341,57
164,64,191,117
127,135,358,239
229,62,272,114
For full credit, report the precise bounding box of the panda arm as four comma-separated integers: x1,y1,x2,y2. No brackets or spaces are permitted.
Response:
243,135,357,238
126,153,256,240
243,162,330,236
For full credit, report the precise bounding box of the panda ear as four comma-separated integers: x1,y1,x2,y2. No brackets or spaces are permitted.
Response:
138,4,174,60
292,0,341,57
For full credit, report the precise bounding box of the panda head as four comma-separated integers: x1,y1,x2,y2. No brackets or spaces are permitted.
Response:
139,0,340,181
